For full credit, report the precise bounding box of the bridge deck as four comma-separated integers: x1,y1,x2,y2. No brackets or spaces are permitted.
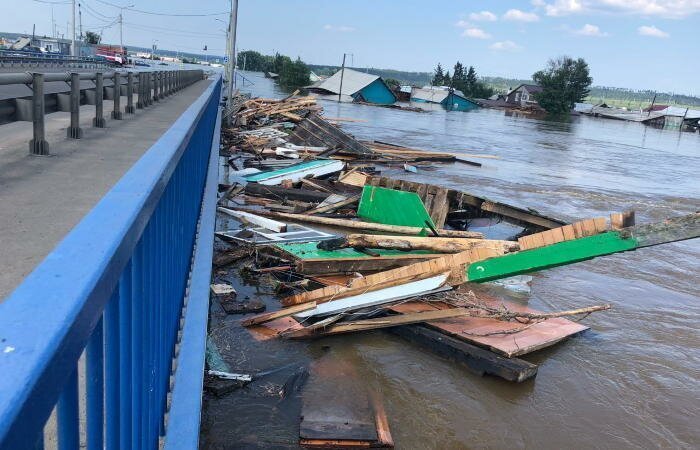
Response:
0,79,212,300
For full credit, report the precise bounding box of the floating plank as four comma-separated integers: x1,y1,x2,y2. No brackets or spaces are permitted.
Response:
388,299,588,357
368,175,568,231
389,325,538,382
281,250,482,307
300,354,392,447
229,208,484,238
358,185,435,228
244,159,345,185
217,207,287,232
241,302,317,327
293,273,450,320
518,217,608,250
244,183,330,203
319,234,519,254
287,305,467,339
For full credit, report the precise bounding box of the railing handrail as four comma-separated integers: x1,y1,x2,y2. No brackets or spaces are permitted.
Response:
0,69,203,86
0,74,222,447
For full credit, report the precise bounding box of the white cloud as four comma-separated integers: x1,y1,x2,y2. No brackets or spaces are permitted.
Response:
490,40,521,51
469,11,498,21
503,9,540,21
543,0,584,16
538,0,700,18
323,24,355,32
638,25,670,37
462,27,492,39
574,23,609,36
455,19,471,28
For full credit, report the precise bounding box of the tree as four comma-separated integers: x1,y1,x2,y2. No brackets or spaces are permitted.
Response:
443,70,451,86
384,78,401,90
532,56,592,115
465,66,477,92
84,31,101,45
278,57,311,89
432,63,445,86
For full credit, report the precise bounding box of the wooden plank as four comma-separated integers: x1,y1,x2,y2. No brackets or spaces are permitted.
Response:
306,195,360,214
285,307,469,339
389,325,538,382
229,208,485,238
610,211,635,230
217,207,287,232
480,201,565,230
282,250,478,307
297,254,443,275
241,302,317,327
431,187,450,228
244,183,329,203
320,234,518,254
388,299,588,357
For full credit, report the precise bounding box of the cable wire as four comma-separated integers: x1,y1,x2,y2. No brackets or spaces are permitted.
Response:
94,0,227,16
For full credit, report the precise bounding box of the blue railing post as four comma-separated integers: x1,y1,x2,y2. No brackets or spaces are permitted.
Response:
57,367,79,450
86,317,104,450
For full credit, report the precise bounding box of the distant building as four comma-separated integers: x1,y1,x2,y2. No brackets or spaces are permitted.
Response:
307,68,396,105
505,84,543,107
410,86,479,112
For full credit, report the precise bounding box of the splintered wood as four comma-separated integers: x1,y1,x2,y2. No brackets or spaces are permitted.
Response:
518,216,609,251
281,248,498,307
238,95,318,123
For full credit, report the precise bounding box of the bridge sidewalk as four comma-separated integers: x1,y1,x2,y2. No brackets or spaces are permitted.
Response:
0,79,213,300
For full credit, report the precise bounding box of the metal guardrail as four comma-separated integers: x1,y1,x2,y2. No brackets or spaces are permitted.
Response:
0,49,114,69
0,69,204,154
0,75,222,449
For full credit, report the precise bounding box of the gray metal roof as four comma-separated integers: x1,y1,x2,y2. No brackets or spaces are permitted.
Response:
309,68,379,96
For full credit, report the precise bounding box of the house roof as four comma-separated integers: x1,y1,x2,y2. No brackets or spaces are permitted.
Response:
509,84,543,95
308,68,380,96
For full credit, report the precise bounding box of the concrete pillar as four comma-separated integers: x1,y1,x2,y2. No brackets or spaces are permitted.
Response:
145,73,152,106
29,73,49,155
67,72,82,139
93,72,105,128
153,72,159,102
126,72,135,114
112,72,122,119
137,72,144,109
158,71,165,99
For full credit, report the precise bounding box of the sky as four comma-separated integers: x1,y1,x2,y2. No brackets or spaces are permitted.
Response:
5,0,700,94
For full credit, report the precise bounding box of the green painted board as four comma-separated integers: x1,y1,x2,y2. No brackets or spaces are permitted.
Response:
467,231,639,283
275,241,430,260
357,185,435,228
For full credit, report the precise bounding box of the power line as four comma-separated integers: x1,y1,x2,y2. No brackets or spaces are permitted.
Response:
122,21,225,38
31,0,71,4
94,0,227,16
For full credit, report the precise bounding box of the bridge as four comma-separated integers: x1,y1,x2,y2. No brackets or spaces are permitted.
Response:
0,68,223,449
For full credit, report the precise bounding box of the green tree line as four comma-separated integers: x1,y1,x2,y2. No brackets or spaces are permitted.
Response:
432,62,494,99
238,50,311,88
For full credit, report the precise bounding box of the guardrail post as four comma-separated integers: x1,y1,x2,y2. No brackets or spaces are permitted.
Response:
29,72,49,155
159,71,165,99
126,72,135,114
153,72,160,102
145,73,152,106
137,73,144,109
112,72,123,120
93,72,105,128
67,72,82,139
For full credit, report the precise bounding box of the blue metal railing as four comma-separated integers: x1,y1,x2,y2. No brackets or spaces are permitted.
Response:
0,75,222,449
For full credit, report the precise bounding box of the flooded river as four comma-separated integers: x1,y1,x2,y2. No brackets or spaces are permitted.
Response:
201,72,700,449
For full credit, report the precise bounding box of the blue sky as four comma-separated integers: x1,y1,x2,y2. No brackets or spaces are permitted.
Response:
8,1,700,94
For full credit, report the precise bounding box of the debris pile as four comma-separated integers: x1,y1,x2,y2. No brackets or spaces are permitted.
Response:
209,93,700,447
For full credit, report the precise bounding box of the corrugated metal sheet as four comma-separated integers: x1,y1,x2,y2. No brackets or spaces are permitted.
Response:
310,68,380,96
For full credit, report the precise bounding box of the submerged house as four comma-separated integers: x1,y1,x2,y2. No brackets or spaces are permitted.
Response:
410,86,479,111
505,84,542,107
306,68,396,104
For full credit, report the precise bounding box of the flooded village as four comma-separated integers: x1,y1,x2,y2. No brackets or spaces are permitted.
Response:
0,2,699,450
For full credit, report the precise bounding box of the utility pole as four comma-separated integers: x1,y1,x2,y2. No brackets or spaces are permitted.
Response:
78,5,82,39
338,53,347,103
71,0,76,56
226,0,239,123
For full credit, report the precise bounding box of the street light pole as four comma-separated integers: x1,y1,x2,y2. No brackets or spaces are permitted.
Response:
338,53,347,103
226,0,239,123
71,0,76,56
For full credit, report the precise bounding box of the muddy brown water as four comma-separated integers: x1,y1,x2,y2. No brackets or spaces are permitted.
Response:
201,72,700,449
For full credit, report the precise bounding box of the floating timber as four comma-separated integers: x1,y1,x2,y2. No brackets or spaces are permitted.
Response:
367,175,566,231
287,112,376,156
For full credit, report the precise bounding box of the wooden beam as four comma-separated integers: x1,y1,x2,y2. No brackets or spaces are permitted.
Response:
306,194,360,214
389,325,538,383
244,183,329,203
319,234,518,254
284,308,470,339
217,207,287,232
241,302,317,327
296,254,444,275
227,208,485,239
